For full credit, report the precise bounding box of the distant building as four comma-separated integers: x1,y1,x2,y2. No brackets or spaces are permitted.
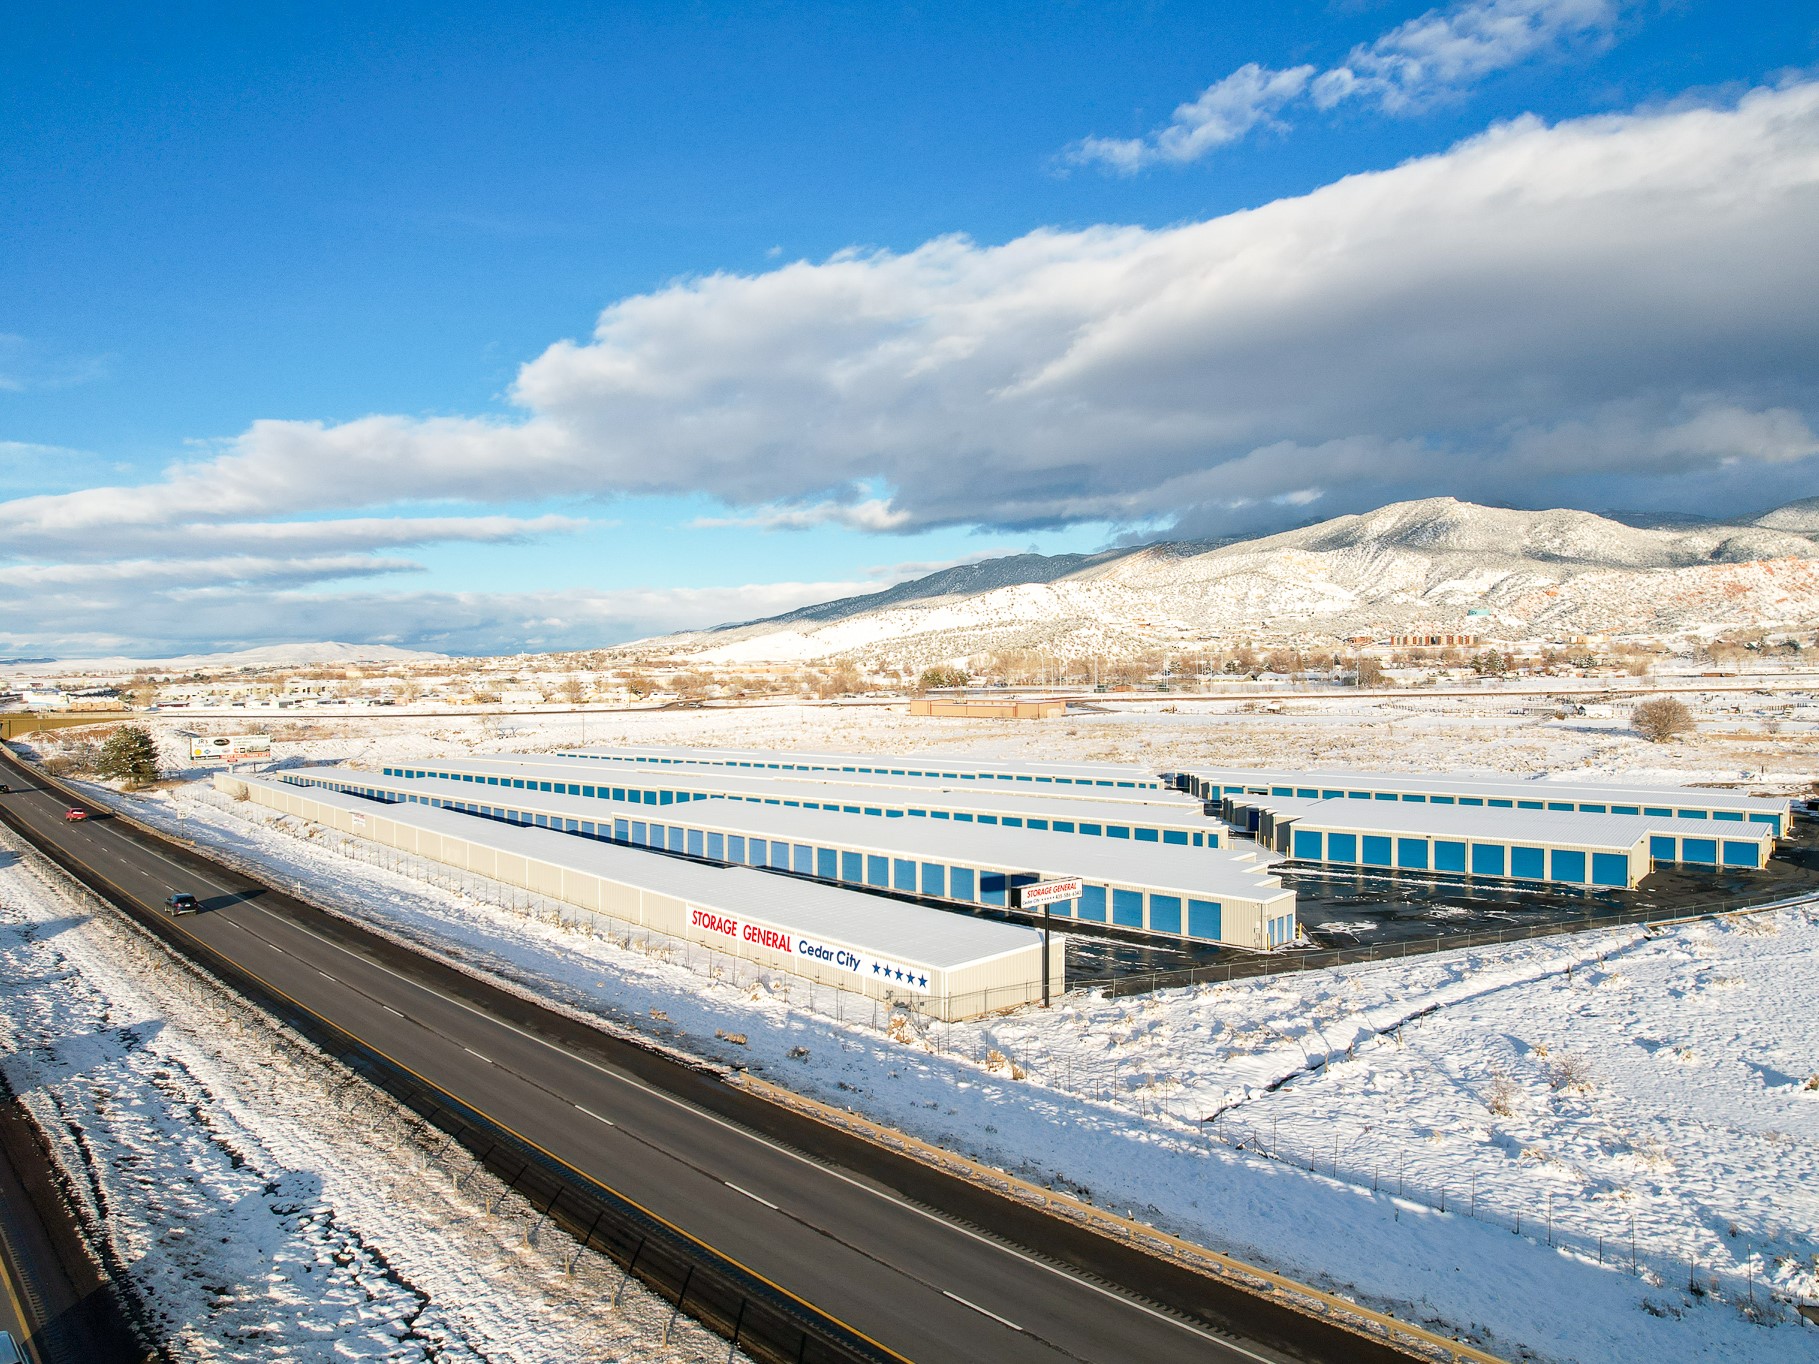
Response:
909,696,1065,720
1388,633,1479,648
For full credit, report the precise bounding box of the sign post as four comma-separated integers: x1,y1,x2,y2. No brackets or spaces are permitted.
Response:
1018,878,1081,1008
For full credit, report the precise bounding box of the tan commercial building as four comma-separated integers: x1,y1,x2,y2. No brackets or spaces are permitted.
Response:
909,696,1065,720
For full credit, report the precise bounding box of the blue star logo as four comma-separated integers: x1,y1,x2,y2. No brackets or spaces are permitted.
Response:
871,962,880,974
918,975,928,988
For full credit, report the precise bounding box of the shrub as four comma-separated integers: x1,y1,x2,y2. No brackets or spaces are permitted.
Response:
1631,697,1695,743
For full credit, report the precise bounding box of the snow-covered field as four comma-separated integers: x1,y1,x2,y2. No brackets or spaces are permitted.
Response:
80,682,1818,797
0,828,730,1362
14,697,1819,1362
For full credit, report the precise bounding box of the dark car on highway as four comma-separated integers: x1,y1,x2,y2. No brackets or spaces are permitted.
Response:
164,893,200,915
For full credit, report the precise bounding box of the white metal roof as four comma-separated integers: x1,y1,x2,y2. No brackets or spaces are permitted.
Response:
1178,765,1790,818
561,743,1171,787
1262,798,1774,851
287,768,1291,905
259,778,1042,971
387,755,1208,826
505,752,1199,808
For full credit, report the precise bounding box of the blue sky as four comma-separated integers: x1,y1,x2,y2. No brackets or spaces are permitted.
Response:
3,2,1816,656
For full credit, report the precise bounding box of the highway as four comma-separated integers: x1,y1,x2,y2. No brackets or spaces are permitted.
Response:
0,747,1421,1364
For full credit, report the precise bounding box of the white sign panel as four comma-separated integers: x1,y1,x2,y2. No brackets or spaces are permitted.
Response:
1019,877,1082,909
188,734,272,762
685,905,931,993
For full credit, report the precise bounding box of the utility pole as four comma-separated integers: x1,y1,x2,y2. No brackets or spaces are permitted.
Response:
1042,901,1052,1007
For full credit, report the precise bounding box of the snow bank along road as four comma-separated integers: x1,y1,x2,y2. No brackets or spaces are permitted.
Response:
0,748,1425,1364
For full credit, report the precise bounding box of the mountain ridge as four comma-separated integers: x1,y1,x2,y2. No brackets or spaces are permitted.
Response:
654,496,1819,666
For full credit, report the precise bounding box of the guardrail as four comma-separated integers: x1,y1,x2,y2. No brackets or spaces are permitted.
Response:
0,755,904,1364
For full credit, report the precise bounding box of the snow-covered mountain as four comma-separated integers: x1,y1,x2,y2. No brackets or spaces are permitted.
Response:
657,498,1819,666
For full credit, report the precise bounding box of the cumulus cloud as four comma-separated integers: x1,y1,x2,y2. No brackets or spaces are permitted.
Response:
5,513,585,562
690,496,912,532
1071,63,1317,172
0,578,891,660
1072,0,1625,170
5,79,1818,654
39,79,1801,534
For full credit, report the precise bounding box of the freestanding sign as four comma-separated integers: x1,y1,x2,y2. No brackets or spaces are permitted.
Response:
1019,878,1082,910
188,734,272,763
1017,878,1079,1008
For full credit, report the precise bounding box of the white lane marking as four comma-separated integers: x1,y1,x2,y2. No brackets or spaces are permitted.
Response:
48,799,1278,1360
725,1181,779,1211
318,970,338,983
575,1104,615,1127
463,1047,493,1065
382,1005,404,1018
943,1290,1022,1332
203,882,1271,1358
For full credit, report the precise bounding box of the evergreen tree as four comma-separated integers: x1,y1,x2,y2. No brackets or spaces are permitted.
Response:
97,725,160,786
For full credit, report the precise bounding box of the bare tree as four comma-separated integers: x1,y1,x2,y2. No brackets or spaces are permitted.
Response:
1632,697,1695,743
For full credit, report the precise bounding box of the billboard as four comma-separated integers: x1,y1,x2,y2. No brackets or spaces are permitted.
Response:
1019,877,1083,909
188,734,272,762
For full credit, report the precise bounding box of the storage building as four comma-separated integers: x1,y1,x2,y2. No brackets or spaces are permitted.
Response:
1226,793,1778,873
278,767,1297,950
379,755,1221,847
558,744,1175,791
223,775,1061,1020
1178,766,1792,836
1233,796,1777,888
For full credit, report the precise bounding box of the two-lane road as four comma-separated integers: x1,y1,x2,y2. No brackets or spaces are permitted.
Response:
0,750,1420,1364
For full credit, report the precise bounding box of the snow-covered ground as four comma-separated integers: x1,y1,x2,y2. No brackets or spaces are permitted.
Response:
14,698,1819,1362
72,763,1816,1364
59,684,1816,797
0,827,731,1362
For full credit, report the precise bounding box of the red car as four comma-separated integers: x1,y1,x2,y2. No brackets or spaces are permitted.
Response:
64,808,88,821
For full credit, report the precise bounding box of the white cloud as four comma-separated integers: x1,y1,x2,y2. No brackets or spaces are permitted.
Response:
0,553,418,591
0,578,888,660
110,78,1806,536
1323,0,1623,113
5,80,1818,653
1070,63,1316,172
1073,0,1626,170
690,497,913,532
1,513,584,562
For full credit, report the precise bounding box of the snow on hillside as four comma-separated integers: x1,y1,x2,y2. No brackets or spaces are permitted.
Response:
1754,496,1819,536
654,498,1819,666
0,831,725,1362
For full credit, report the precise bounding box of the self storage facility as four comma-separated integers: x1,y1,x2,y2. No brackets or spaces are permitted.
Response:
224,775,1061,1020
378,755,1223,847
1178,766,1791,836
532,752,1202,811
558,744,1175,792
1232,796,1777,888
1225,793,1778,873
278,767,1298,950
